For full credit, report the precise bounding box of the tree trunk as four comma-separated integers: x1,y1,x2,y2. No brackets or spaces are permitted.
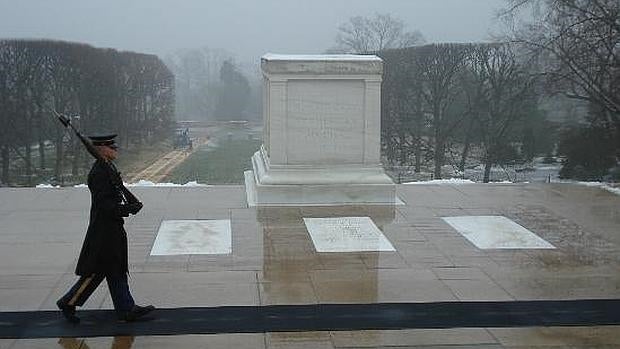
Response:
25,119,33,186
38,133,46,171
414,137,421,173
483,161,492,183
71,135,79,178
434,136,445,179
54,133,64,185
398,133,407,166
460,138,471,173
433,103,444,179
1,146,9,185
25,143,32,186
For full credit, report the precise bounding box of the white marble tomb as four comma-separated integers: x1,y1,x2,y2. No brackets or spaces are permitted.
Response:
245,54,396,206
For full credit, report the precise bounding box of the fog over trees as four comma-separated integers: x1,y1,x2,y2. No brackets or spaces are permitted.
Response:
0,0,617,185
377,1,618,182
500,0,619,180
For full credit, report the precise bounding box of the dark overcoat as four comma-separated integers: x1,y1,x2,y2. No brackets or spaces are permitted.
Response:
75,159,128,276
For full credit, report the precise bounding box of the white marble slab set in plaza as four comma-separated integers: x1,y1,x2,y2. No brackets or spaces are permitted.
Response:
442,216,555,249
149,216,553,255
150,220,232,255
149,217,397,255
303,217,396,252
245,54,395,206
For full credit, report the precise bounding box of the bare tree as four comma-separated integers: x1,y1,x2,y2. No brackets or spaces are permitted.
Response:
416,44,472,179
0,40,46,185
467,43,537,182
0,41,12,184
502,0,619,154
380,48,426,174
165,47,231,121
334,13,425,53
215,59,250,121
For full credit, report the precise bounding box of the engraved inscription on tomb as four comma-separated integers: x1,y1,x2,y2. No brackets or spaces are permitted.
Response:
286,80,364,165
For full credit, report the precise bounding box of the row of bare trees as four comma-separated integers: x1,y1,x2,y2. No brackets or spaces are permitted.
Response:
333,13,548,182
0,39,175,186
380,43,541,182
376,0,618,182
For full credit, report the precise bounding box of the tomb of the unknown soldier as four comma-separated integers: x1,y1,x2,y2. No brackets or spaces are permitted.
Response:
245,54,396,206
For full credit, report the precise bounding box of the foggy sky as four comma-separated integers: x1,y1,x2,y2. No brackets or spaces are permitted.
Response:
0,0,504,65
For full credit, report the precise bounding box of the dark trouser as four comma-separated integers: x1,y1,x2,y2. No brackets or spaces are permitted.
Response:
59,273,135,312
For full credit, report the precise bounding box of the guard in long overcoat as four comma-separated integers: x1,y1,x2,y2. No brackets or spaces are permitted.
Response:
56,134,154,323
76,158,129,276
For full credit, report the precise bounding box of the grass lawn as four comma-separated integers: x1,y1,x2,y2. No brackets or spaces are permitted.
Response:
164,137,262,184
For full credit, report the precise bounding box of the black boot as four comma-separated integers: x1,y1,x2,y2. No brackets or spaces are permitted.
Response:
118,304,155,322
56,299,80,324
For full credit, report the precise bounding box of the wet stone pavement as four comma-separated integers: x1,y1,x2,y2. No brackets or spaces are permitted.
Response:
0,183,619,348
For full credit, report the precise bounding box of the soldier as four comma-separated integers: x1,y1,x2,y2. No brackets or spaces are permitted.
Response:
56,134,154,323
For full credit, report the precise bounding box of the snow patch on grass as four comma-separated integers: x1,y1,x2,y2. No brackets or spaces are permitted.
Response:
126,180,210,187
35,184,60,188
402,178,476,185
36,181,210,188
575,181,620,196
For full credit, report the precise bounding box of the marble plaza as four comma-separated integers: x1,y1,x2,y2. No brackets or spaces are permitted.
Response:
1,183,619,348
1,53,620,347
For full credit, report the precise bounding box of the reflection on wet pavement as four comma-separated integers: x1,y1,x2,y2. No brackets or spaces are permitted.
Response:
58,336,134,349
259,205,397,304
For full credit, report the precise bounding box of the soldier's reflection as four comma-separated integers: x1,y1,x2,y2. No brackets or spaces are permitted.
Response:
58,336,134,349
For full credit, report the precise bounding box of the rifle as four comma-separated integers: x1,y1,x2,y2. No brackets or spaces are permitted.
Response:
52,110,141,206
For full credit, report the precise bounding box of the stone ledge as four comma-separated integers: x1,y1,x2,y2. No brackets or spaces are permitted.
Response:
245,170,396,207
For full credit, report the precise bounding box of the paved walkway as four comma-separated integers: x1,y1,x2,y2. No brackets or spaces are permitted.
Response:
0,183,619,348
127,137,208,183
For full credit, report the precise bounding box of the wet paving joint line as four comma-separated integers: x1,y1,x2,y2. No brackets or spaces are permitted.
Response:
1,299,619,339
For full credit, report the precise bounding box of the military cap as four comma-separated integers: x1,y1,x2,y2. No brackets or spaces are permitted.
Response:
88,134,117,146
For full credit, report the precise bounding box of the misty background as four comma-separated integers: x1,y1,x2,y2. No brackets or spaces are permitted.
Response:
0,0,504,121
1,0,617,186
0,0,502,62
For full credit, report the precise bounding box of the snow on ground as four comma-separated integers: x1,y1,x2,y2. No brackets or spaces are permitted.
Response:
32,179,620,197
36,181,210,188
126,180,210,187
263,53,382,61
402,178,520,185
35,184,60,188
402,178,476,185
574,181,620,196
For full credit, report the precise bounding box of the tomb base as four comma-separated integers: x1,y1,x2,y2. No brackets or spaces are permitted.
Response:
245,149,396,206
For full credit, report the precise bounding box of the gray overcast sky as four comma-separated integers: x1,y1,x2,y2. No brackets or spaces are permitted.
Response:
0,0,504,64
